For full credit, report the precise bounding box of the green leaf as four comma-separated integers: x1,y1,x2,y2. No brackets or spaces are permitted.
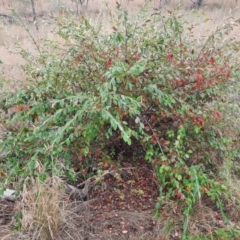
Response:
127,60,146,75
121,131,131,145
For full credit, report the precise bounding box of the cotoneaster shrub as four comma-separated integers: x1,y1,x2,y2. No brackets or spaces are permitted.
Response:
1,4,240,237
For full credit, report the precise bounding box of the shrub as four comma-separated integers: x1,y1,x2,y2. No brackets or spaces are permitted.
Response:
1,4,240,237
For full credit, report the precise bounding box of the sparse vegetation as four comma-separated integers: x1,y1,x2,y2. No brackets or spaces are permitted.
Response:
1,0,240,239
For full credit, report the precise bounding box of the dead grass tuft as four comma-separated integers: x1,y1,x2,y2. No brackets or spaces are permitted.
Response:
20,176,66,239
16,176,87,240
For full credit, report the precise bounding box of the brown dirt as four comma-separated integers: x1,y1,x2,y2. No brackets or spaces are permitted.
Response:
0,159,239,240
82,160,159,239
0,199,15,226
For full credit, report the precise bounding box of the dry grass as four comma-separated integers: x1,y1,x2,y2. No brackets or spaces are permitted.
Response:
19,176,68,239
1,172,240,239
0,174,171,240
14,176,87,240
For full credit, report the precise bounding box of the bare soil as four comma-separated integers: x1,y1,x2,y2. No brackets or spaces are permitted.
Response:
1,159,239,240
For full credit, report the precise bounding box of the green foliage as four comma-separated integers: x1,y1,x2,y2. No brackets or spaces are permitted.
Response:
188,228,240,240
212,229,240,240
1,4,240,237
